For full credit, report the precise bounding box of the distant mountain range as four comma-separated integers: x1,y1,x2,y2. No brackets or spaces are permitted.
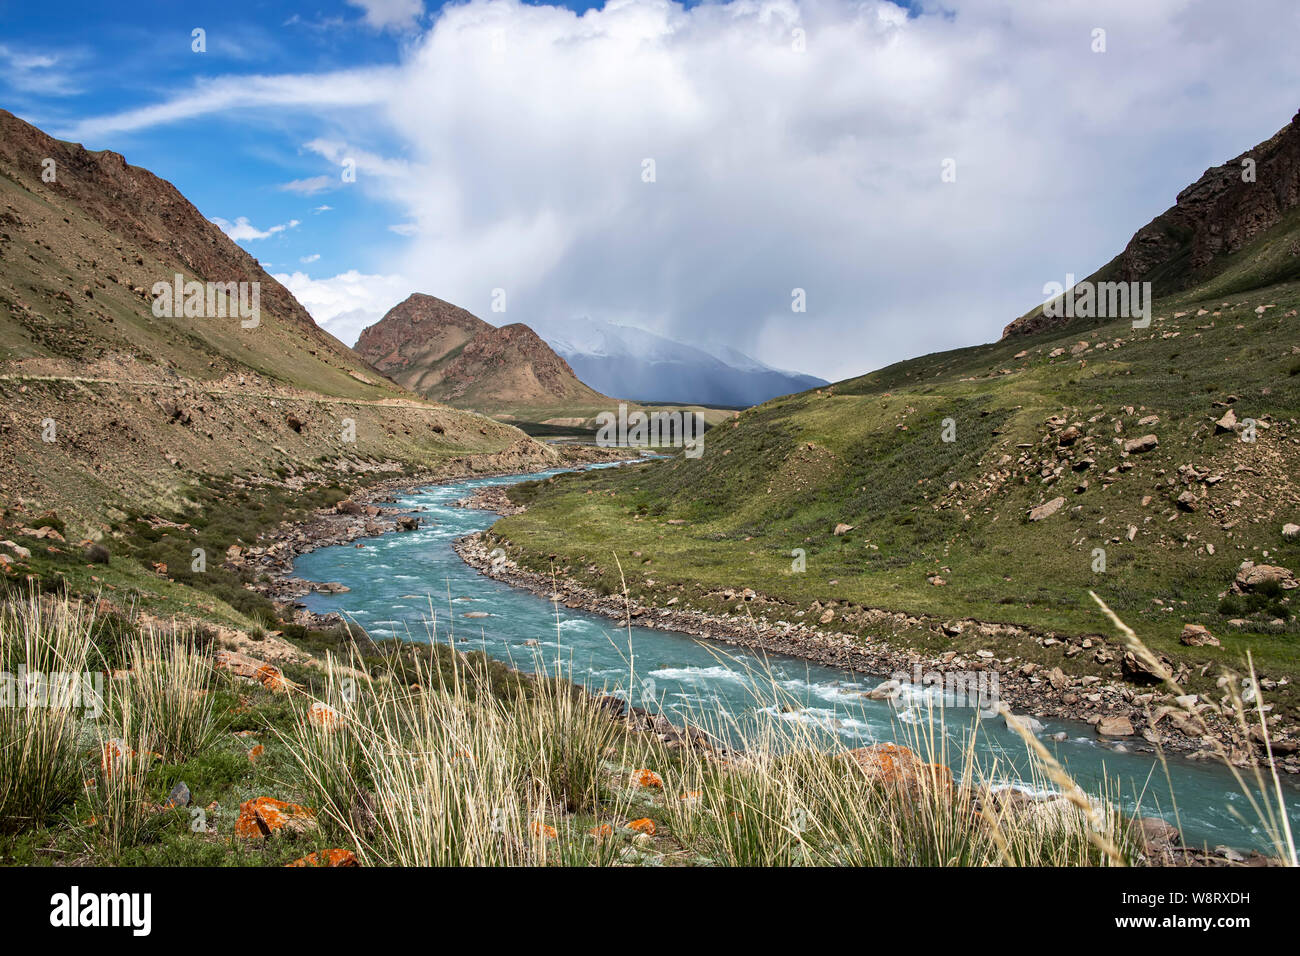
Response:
531,316,828,407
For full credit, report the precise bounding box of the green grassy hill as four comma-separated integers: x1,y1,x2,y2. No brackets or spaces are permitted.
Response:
491,118,1300,721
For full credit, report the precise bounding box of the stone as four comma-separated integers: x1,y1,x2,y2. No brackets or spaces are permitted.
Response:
1123,434,1159,454
234,797,317,838
396,516,421,531
1235,561,1297,591
1180,624,1219,647
286,849,360,867
1058,426,1081,446
1004,713,1044,735
1121,650,1166,684
1214,408,1238,434
164,781,191,808
840,743,952,794
1,541,31,560
309,701,342,730
865,680,901,701
1282,523,1300,539
1028,496,1067,521
833,523,855,535
1097,716,1135,737
631,769,664,789
627,817,657,835
1176,491,1200,512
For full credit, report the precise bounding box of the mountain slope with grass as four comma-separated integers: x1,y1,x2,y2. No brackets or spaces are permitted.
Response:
0,110,559,537
490,112,1300,738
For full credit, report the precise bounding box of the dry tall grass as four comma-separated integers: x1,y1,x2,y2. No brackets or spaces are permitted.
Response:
0,594,99,832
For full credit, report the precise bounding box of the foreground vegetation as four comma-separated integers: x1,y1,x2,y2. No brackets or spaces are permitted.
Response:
2,591,1293,867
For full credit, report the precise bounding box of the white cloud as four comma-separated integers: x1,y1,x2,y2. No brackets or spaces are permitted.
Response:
348,0,426,31
272,269,412,344
300,253,321,264
388,223,418,236
211,216,300,241
279,175,334,196
60,68,396,140
0,43,83,96
64,0,1300,380
312,205,333,214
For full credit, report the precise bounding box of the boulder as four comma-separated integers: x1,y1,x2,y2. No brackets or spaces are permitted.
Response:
286,849,360,867
840,743,952,793
234,797,317,838
309,701,342,730
1121,650,1167,685
1135,816,1181,853
1028,496,1067,521
215,649,295,694
833,523,855,536
630,769,664,790
1123,434,1159,454
1097,716,1135,737
1283,523,1300,539
1004,713,1044,735
865,679,901,701
1180,624,1220,647
396,516,421,531
1235,561,1297,591
1214,408,1237,434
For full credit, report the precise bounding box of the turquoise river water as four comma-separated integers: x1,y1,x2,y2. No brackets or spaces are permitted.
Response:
293,466,1300,854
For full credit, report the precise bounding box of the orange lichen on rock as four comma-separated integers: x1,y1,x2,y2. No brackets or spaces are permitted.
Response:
234,796,317,839
254,663,291,693
214,649,294,694
309,701,341,729
630,769,664,790
588,824,614,839
99,738,132,774
248,744,264,762
627,817,656,835
841,743,952,794
286,849,360,868
530,821,558,840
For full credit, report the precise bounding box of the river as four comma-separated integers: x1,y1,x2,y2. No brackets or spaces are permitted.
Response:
292,466,1300,854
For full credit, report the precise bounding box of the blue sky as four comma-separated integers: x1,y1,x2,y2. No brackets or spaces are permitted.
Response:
2,1,454,283
2,0,1298,381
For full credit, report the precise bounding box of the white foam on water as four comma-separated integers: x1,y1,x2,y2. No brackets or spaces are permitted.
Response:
649,665,749,685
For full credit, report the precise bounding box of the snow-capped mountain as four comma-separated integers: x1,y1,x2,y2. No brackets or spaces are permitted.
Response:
532,316,828,407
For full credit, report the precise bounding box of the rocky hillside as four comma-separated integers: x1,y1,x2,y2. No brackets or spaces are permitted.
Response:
355,293,492,381
1005,109,1300,338
356,294,612,419
0,111,557,532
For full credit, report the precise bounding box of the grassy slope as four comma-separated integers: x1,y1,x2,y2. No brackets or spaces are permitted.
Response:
493,222,1300,717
